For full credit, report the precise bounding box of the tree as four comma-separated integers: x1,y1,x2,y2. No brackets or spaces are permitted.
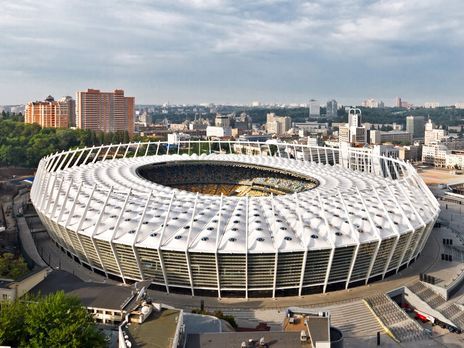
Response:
0,253,29,279
0,298,24,345
0,291,106,348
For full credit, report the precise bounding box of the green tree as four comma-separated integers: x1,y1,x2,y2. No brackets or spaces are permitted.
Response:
0,253,29,279
0,292,106,348
0,298,25,345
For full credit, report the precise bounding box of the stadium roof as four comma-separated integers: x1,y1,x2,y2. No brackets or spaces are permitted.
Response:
40,153,436,254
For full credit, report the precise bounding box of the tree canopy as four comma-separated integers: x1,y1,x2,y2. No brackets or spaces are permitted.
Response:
0,253,29,279
0,119,133,167
0,291,106,348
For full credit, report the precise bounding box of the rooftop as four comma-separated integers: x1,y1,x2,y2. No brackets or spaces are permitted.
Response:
31,270,135,310
126,308,181,348
186,332,311,348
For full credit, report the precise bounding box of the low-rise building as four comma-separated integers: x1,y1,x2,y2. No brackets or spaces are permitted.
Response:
446,151,464,169
167,132,190,144
0,267,48,301
31,270,137,326
206,126,232,138
422,144,448,167
370,130,412,145
398,145,422,162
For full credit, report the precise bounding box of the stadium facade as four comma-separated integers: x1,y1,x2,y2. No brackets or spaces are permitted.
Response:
31,141,440,298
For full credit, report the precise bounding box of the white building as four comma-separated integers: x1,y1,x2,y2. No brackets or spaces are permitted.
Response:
422,144,448,166
362,99,384,108
370,130,412,145
424,102,440,108
167,132,191,144
424,119,446,145
266,113,291,135
348,108,362,128
206,126,232,138
455,103,464,109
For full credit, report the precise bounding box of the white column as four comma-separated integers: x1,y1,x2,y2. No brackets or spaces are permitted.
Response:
158,192,175,293
185,193,199,296
109,189,132,283
338,189,360,289
73,148,86,168
245,196,249,299
317,192,336,293
132,190,153,281
215,194,224,298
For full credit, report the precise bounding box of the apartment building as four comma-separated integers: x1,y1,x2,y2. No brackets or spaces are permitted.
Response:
25,95,74,128
76,89,134,134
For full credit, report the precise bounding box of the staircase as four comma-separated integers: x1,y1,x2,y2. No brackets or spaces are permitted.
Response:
408,281,464,329
322,300,383,338
365,294,427,342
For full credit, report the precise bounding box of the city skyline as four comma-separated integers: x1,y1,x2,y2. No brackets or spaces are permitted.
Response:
1,0,464,105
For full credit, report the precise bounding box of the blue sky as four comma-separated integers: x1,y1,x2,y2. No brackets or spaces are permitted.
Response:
0,0,463,105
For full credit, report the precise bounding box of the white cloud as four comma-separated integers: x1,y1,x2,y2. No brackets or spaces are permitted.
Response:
0,0,463,104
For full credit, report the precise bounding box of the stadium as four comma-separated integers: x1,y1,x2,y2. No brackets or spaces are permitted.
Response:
30,141,440,298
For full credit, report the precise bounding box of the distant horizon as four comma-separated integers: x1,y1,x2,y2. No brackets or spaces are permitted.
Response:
1,1,463,106
1,94,462,108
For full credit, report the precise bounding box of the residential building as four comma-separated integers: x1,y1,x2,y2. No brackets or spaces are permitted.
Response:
25,95,75,128
424,101,439,108
266,113,291,135
338,125,350,143
214,114,231,128
233,112,252,130
406,116,425,139
308,99,320,118
326,99,337,118
455,103,464,109
349,126,367,144
76,89,134,134
424,119,446,145
362,98,384,108
189,117,210,130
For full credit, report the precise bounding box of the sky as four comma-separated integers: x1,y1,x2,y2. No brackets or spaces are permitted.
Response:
0,0,463,106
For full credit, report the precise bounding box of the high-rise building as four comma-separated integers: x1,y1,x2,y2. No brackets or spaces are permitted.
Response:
348,108,362,127
76,89,134,134
308,99,320,118
266,113,291,135
326,100,337,118
406,115,425,139
25,95,75,128
338,108,367,145
395,97,402,108
361,98,384,108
